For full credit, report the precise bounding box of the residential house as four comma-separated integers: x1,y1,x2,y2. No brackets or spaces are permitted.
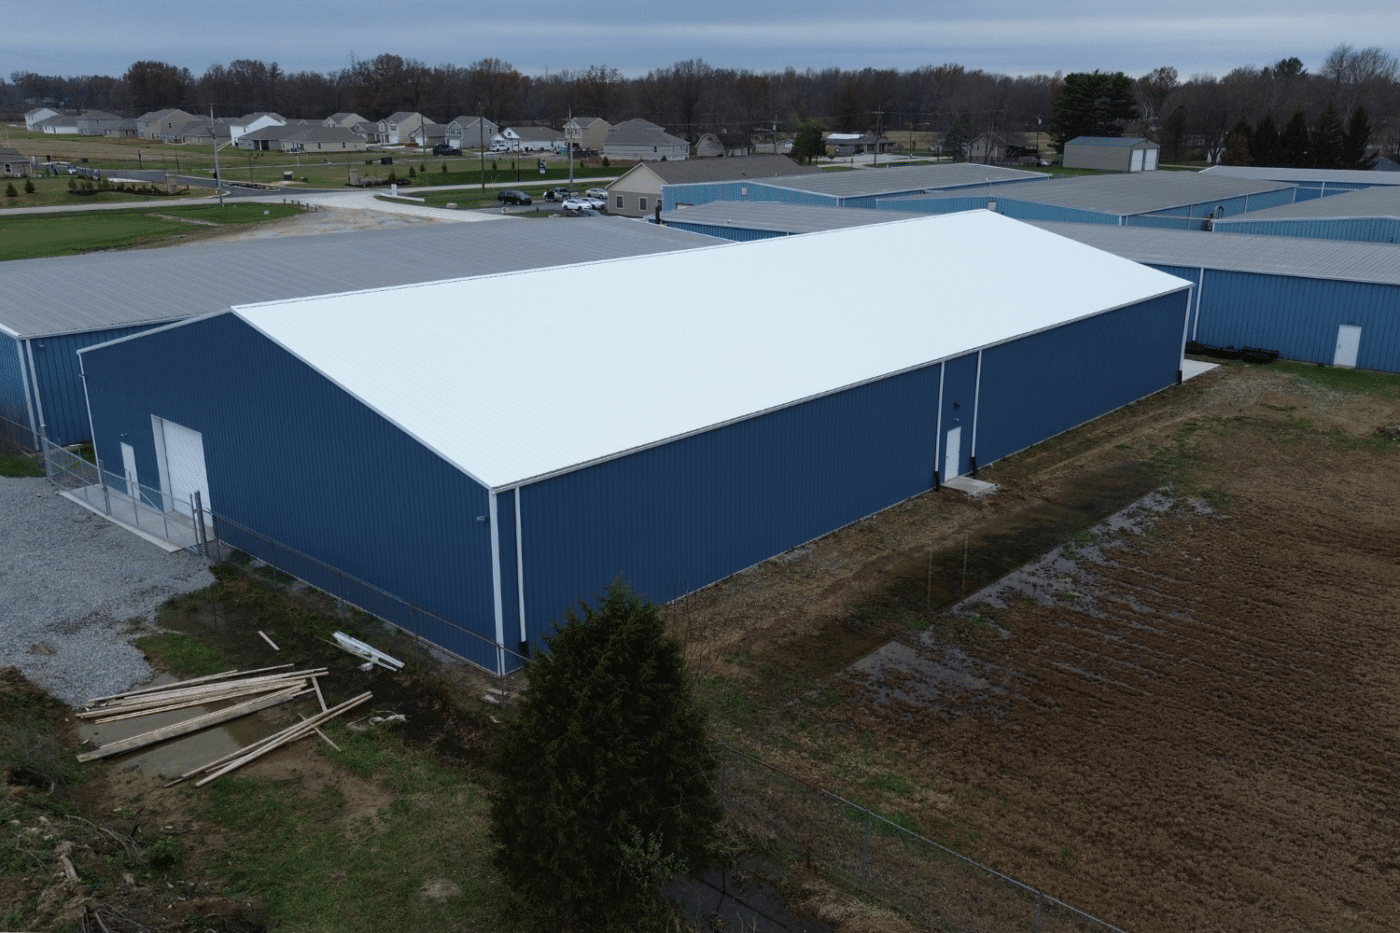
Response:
406,119,446,148
445,116,499,150
825,133,895,156
138,109,197,140
695,133,753,158
602,119,689,162
563,116,610,152
104,119,140,139
1,147,32,177
35,114,80,135
24,107,60,131
228,113,285,144
323,112,370,129
493,126,562,152
75,112,124,136
237,125,368,153
377,113,440,146
607,154,818,218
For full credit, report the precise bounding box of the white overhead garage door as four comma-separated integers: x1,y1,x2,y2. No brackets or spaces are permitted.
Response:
154,417,211,517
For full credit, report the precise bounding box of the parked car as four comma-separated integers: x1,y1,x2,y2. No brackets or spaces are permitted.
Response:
497,189,532,205
576,195,607,210
432,143,456,155
544,186,576,202
585,187,609,200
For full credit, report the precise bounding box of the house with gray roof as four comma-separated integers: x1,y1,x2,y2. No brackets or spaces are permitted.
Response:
323,112,370,129
446,116,499,150
35,113,80,135
494,126,562,152
603,119,688,162
25,107,60,131
236,124,368,153
74,112,124,136
1,147,32,178
609,155,819,218
563,116,610,152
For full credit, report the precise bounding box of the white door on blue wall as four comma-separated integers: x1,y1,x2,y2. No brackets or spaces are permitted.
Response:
154,417,211,518
944,426,962,480
1334,325,1362,368
120,442,138,498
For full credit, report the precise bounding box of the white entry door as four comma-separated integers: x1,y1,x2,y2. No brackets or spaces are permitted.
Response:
120,442,139,498
1131,149,1145,172
944,426,962,480
1334,325,1362,368
155,417,211,517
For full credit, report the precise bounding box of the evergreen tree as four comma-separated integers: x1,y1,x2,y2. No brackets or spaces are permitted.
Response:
1221,133,1253,166
1310,103,1345,168
1342,106,1376,169
1047,71,1140,152
23,179,36,194
790,119,827,164
1250,113,1280,167
1279,109,1311,167
942,107,974,162
490,581,721,929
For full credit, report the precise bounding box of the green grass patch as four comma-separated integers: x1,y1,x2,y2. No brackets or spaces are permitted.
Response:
865,772,913,796
1274,360,1400,398
0,202,303,260
132,631,227,676
0,452,44,477
201,728,513,933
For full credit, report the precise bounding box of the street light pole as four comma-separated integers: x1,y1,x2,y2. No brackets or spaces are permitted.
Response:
209,105,225,208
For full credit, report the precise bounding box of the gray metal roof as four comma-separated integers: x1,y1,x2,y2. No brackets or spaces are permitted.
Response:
1066,136,1155,148
637,155,820,186
0,219,716,339
758,163,1046,199
889,171,1293,216
1211,184,1400,222
1028,221,1400,286
661,201,921,234
1202,165,1400,187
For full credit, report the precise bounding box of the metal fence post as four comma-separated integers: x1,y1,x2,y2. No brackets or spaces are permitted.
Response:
1034,890,1043,933
97,458,111,515
861,810,871,888
193,491,208,558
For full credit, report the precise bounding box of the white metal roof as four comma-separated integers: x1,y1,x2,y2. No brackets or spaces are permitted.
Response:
229,211,1190,491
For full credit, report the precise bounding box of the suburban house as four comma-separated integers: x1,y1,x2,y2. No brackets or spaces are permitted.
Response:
695,133,754,158
967,133,1011,163
493,126,562,152
34,114,80,135
603,119,689,162
1062,137,1160,172
237,125,368,153
163,119,234,146
138,109,197,139
323,112,370,129
24,107,60,130
607,154,819,218
826,133,895,156
74,112,125,136
77,213,1191,674
227,113,286,144
104,119,140,139
563,116,610,152
1,147,32,177
446,116,499,150
376,113,438,146
406,119,447,148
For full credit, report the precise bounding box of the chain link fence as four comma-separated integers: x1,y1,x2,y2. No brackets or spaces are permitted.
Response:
719,745,1128,933
32,430,527,687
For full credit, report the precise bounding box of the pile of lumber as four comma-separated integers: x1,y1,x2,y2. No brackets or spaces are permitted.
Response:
75,664,370,783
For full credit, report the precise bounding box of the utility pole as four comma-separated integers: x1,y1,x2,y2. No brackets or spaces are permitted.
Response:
568,107,574,187
873,110,884,166
209,105,225,207
479,102,485,193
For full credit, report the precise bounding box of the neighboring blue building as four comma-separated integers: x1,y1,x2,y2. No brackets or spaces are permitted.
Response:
661,202,922,241
1201,165,1400,200
1210,186,1400,244
662,163,1047,212
80,213,1191,673
877,171,1298,229
1034,221,1400,371
0,220,716,447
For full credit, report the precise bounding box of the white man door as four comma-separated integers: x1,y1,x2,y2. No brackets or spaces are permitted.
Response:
944,426,962,480
153,416,211,518
1334,325,1362,368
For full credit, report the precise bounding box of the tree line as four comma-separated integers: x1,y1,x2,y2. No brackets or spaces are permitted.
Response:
4,44,1397,161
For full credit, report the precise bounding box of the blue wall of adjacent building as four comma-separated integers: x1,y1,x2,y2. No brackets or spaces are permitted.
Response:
28,325,170,446
0,335,31,435
81,313,503,670
663,221,786,242
1160,268,1400,370
664,181,838,211
1214,217,1400,245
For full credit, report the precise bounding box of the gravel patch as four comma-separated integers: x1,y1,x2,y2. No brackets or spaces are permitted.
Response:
0,476,215,707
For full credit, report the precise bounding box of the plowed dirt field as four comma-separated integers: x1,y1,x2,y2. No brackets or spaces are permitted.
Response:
687,362,1400,933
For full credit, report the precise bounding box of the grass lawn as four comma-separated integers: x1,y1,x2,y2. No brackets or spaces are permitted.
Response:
0,173,211,209
0,202,304,260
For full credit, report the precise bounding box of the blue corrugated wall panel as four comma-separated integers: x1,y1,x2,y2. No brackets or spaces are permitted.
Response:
496,487,521,655
1216,218,1400,244
1144,265,1204,336
516,364,945,646
995,201,1120,225
1293,188,1324,202
665,222,785,242
875,195,991,214
0,335,30,434
81,314,501,668
1127,214,1207,230
976,291,1188,464
1241,187,1297,212
29,325,168,445
1193,270,1400,371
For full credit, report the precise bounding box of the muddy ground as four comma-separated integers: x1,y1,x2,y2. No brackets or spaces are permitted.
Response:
681,362,1400,933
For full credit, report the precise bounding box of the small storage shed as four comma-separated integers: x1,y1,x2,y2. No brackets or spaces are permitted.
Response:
1063,137,1160,172
1033,220,1400,371
80,213,1191,672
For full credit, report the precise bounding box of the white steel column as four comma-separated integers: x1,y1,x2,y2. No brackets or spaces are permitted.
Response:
488,492,505,653
970,350,983,462
515,487,527,646
934,362,945,477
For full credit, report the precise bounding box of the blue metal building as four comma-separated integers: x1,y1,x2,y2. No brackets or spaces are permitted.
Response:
0,220,716,447
1210,186,1400,244
660,202,921,241
877,171,1298,229
80,213,1191,671
1034,221,1400,371
1201,165,1400,200
661,163,1047,212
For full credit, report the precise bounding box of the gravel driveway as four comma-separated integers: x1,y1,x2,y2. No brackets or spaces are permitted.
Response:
0,476,214,707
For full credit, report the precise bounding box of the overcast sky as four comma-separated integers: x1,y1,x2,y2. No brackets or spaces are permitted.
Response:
4,0,1396,80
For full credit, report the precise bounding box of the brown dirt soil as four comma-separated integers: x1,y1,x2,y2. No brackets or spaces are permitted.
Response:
681,363,1400,933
